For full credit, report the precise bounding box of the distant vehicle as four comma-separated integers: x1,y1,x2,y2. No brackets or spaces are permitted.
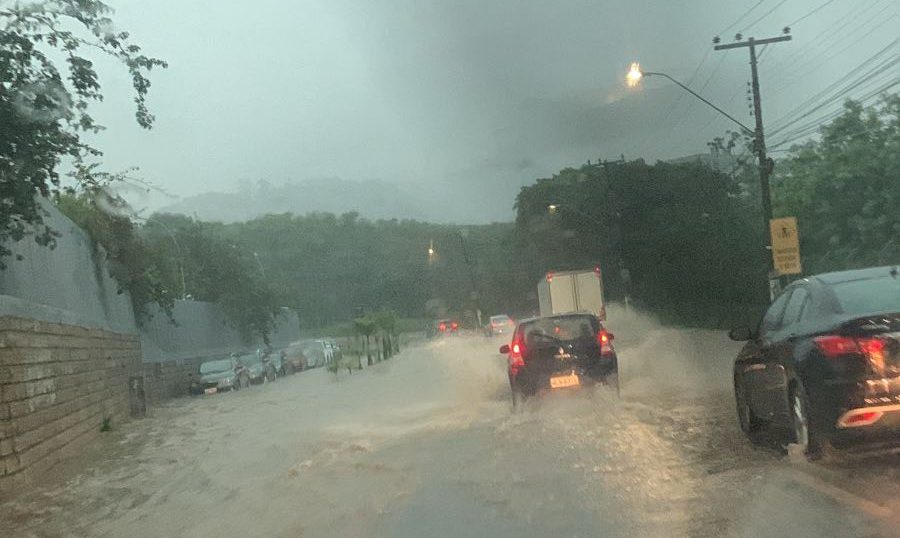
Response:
729,266,900,457
235,352,276,384
500,312,618,408
279,343,309,374
537,267,606,320
485,314,515,337
191,357,250,395
258,346,283,375
430,318,459,337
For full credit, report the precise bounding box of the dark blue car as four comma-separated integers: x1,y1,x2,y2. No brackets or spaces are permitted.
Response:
730,266,900,457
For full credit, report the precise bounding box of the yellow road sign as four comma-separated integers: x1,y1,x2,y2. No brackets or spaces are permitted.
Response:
770,217,802,275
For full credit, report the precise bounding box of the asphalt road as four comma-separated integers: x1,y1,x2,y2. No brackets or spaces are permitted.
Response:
2,315,898,537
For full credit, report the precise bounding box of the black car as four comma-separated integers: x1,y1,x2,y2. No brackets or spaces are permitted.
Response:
191,357,251,395
729,266,899,457
500,312,618,407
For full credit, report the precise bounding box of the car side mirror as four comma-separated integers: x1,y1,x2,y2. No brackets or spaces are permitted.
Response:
499,344,510,354
728,327,753,342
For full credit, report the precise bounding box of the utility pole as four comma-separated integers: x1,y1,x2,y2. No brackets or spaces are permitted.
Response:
714,33,791,299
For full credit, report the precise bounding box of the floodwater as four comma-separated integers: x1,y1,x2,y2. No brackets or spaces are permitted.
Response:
2,311,898,537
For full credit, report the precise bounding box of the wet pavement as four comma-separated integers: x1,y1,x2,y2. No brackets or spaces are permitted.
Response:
2,316,898,537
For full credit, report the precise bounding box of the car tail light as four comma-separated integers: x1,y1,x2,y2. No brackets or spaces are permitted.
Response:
509,339,526,373
546,272,553,282
439,323,446,332
597,330,614,355
451,322,459,330
814,335,859,357
814,335,886,359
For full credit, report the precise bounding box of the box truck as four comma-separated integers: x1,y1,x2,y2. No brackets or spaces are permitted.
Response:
537,267,606,320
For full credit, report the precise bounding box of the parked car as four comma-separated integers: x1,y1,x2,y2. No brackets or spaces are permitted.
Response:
258,347,283,375
729,266,900,457
299,340,329,368
234,352,276,384
500,312,618,408
191,357,250,395
485,314,515,337
279,343,309,374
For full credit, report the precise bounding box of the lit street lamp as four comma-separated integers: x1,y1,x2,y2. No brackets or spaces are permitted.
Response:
626,62,752,134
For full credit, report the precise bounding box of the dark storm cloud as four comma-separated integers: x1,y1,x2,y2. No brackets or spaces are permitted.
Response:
85,1,895,222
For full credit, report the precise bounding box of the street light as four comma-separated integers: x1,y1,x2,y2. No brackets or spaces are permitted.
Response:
625,62,753,134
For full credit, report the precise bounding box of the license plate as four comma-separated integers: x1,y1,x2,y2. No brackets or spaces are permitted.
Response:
550,373,579,389
204,387,218,395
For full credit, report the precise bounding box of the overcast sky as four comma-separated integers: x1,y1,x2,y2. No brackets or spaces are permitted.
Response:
85,0,898,222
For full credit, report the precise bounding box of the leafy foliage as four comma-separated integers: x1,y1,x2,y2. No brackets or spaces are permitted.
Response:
771,95,900,272
139,214,282,344
56,189,174,324
0,1,165,265
514,158,769,326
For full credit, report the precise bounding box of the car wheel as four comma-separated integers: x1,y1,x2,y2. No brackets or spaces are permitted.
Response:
510,382,521,411
266,367,276,383
735,376,763,436
238,374,250,390
284,362,294,376
790,382,823,459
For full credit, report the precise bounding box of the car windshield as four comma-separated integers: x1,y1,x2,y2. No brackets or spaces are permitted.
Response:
832,276,900,316
199,359,232,374
5,2,897,537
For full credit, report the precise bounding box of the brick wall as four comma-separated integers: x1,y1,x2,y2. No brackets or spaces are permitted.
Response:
0,317,142,492
142,357,204,405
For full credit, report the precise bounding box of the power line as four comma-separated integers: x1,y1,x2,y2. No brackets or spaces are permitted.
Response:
769,15,899,97
769,40,899,133
770,78,899,147
743,0,790,32
718,0,768,37
762,0,890,77
786,0,840,28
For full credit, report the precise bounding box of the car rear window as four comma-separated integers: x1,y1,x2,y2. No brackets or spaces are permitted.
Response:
519,316,599,345
832,276,900,316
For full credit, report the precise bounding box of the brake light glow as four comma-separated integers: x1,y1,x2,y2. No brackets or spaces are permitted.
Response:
508,338,526,374
546,272,553,282
439,323,446,332
597,330,614,355
451,322,459,330
813,335,859,357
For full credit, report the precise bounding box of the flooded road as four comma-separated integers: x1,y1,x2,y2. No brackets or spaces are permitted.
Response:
2,319,898,537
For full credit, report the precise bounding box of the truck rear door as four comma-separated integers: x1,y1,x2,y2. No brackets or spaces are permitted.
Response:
549,274,577,314
574,270,604,318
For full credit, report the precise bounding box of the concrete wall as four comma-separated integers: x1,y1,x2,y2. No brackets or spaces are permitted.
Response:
0,316,142,492
0,201,301,488
0,200,137,334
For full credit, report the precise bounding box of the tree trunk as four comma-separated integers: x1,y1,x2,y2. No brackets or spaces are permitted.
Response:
366,335,372,366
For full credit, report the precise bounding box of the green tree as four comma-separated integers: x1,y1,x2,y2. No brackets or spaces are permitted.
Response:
55,189,174,323
771,95,900,272
353,317,377,366
0,1,165,265
141,214,281,344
